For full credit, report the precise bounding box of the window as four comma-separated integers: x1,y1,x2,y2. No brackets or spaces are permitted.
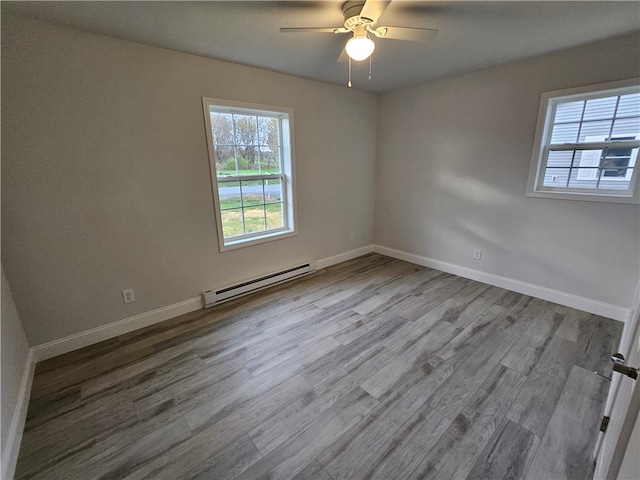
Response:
526,78,640,204
202,98,296,251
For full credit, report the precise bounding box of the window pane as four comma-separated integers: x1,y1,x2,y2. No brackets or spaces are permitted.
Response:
575,148,601,169
579,120,613,140
583,96,617,121
617,93,640,118
214,146,236,174
259,147,281,174
550,122,579,143
598,176,634,190
210,112,234,144
233,115,258,145
568,168,599,189
546,150,574,168
542,168,570,187
219,193,242,209
258,117,279,146
611,117,640,137
218,177,241,203
554,101,583,123
266,203,284,229
241,180,264,206
264,177,283,203
221,208,244,237
574,149,601,182
243,206,267,233
236,146,258,172
602,146,634,178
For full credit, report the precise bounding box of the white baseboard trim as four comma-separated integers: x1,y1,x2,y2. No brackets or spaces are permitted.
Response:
1,350,35,480
31,297,203,363
31,243,625,364
30,246,376,363
373,244,630,322
315,245,374,270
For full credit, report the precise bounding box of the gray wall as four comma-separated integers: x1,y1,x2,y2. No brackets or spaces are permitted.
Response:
374,32,640,308
1,13,377,345
1,266,30,475
3,12,639,348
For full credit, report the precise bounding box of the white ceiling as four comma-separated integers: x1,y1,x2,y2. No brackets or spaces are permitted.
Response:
3,1,639,92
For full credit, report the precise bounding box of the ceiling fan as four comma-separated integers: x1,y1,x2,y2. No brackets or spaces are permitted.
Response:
280,0,438,86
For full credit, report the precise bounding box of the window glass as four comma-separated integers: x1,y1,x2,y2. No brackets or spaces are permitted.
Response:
527,79,640,204
203,98,296,250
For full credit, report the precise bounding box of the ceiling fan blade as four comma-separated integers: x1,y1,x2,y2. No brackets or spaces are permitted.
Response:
279,27,346,34
360,0,391,23
377,26,438,42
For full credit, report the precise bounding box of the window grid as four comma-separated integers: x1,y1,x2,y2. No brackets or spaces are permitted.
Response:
573,98,586,145
215,176,286,240
214,113,286,238
203,98,295,249
566,149,578,188
543,145,637,190
218,115,282,176
551,95,630,146
532,86,640,200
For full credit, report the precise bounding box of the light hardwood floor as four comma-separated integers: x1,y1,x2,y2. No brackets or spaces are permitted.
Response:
15,254,623,479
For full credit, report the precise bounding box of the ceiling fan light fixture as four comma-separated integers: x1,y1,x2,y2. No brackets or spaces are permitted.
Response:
346,34,375,61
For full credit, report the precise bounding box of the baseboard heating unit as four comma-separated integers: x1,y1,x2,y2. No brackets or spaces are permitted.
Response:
202,262,316,308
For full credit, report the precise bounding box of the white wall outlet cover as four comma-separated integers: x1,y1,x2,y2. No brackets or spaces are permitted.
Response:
122,289,135,304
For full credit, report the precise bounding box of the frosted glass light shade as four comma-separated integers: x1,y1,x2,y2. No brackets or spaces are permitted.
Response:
346,36,375,61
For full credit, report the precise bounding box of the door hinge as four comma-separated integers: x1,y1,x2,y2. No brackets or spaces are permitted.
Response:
600,416,610,433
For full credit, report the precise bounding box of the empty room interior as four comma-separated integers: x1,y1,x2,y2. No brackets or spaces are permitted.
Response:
2,1,640,479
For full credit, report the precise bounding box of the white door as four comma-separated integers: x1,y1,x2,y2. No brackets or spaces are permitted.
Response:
593,283,640,479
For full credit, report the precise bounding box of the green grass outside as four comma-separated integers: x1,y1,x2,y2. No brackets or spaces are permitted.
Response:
221,200,283,237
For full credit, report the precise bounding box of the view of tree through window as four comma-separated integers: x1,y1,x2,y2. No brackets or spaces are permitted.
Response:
203,99,295,249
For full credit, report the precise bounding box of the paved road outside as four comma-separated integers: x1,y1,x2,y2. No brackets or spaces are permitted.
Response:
219,184,281,199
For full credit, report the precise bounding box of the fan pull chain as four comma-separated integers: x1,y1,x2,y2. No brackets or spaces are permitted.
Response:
348,57,352,88
369,56,372,80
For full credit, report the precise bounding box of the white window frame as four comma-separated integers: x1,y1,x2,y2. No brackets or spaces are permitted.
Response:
526,78,640,204
202,98,297,251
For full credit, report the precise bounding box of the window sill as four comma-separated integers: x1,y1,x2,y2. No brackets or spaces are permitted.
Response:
525,189,639,204
219,229,298,252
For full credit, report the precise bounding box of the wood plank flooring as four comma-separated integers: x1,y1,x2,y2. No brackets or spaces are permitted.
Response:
15,254,623,480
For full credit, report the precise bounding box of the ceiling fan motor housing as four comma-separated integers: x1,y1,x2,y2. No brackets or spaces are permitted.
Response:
343,1,374,28
342,1,389,39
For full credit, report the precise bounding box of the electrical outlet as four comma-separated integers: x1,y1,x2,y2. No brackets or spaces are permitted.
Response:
122,289,135,304
473,248,482,260
350,232,356,242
